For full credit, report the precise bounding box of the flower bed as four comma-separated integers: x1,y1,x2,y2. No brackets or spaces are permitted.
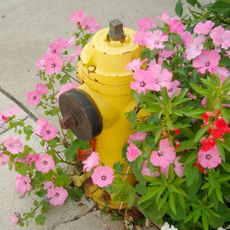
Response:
0,0,229,229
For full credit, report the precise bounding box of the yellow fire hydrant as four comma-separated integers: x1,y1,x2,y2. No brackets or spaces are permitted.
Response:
59,19,141,209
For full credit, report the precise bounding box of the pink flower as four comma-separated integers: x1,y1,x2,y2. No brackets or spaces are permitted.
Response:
194,20,214,35
0,150,10,166
174,157,184,177
160,166,169,178
148,61,173,92
137,17,156,31
36,54,47,71
4,137,24,154
81,17,100,33
68,10,85,25
0,105,20,126
41,123,58,141
47,187,68,206
35,118,58,141
126,59,144,72
130,69,154,94
10,213,20,225
35,83,48,96
193,50,220,74
141,160,160,177
198,145,221,169
35,154,55,173
1,105,20,120
145,30,168,50
134,30,148,46
48,37,69,56
150,139,176,168
141,160,152,176
157,11,170,24
126,143,142,162
210,26,230,49
185,36,204,60
215,67,230,83
25,154,39,164
180,31,193,45
91,166,114,188
44,54,63,75
201,97,207,108
168,18,185,34
26,90,41,106
64,46,82,63
56,82,78,98
15,174,32,194
82,152,99,172
128,132,147,143
167,80,181,97
43,181,54,190
158,50,175,65
187,92,196,100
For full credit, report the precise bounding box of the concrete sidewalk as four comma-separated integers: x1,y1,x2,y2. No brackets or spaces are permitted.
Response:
0,0,181,229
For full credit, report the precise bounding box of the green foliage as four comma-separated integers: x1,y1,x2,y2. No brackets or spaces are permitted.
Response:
175,0,183,17
35,214,46,225
65,139,90,161
107,178,135,207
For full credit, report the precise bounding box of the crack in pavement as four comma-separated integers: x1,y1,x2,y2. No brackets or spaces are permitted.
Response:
50,204,97,230
0,85,38,121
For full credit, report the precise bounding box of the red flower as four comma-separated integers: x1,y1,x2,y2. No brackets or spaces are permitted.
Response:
200,136,216,151
201,113,209,122
174,129,181,135
211,118,230,139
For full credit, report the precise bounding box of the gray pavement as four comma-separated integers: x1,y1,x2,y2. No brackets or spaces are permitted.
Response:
0,0,184,229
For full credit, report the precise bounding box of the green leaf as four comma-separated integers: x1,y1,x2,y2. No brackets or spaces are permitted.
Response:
46,107,59,116
135,182,147,195
65,139,90,161
184,165,199,186
186,0,199,6
15,162,31,176
138,187,160,204
216,139,225,161
215,186,224,203
190,83,210,97
175,0,183,17
194,125,209,143
113,162,124,174
55,174,72,187
222,163,230,173
35,190,46,198
170,33,183,45
108,179,135,208
68,187,84,201
35,214,46,225
176,139,195,152
202,212,209,230
212,0,230,16
60,75,69,84
168,190,176,214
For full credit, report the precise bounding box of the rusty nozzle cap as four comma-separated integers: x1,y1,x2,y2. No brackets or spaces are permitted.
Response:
108,19,125,41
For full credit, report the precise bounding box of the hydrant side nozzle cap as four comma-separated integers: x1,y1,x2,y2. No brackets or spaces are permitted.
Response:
58,89,102,141
108,19,125,41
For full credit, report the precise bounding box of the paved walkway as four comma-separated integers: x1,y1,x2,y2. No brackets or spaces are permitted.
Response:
0,0,179,229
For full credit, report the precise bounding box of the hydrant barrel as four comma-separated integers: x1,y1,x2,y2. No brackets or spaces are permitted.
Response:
59,19,141,209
